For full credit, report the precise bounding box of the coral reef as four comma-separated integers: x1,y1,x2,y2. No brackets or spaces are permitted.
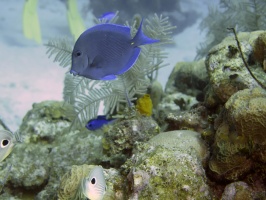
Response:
165,60,208,98
221,181,254,200
102,113,160,167
205,31,266,106
147,80,163,109
124,130,211,199
164,104,211,134
0,101,105,199
208,87,266,182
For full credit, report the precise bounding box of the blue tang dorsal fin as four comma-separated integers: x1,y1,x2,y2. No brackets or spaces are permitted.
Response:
131,19,160,47
85,23,131,38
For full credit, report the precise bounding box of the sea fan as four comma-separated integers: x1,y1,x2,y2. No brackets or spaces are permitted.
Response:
45,13,175,129
196,0,266,59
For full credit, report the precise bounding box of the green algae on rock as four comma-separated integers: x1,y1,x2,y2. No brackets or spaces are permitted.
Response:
124,130,211,199
102,114,160,167
165,60,208,98
209,87,266,181
221,181,254,200
205,31,266,106
0,101,105,199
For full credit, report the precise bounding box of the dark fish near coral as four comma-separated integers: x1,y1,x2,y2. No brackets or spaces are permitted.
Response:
86,115,115,131
70,20,159,80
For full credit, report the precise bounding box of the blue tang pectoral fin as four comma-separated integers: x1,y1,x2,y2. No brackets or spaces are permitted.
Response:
131,19,160,47
116,48,141,75
102,74,117,80
90,55,104,68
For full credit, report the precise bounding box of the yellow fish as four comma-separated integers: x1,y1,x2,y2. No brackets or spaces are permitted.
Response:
136,94,153,116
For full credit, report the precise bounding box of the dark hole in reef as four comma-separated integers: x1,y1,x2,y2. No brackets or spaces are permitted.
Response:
229,74,238,79
227,45,238,58
222,65,231,72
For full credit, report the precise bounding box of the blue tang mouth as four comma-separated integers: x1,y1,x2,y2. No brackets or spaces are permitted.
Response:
70,70,78,76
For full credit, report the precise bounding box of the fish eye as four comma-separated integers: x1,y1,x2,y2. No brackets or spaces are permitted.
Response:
76,51,82,57
1,139,10,148
91,177,96,184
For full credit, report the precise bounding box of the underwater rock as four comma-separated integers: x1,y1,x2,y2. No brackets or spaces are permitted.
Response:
124,130,211,199
209,87,266,181
165,60,208,98
252,32,266,70
20,100,75,143
205,30,266,107
148,80,163,109
155,92,198,128
102,114,160,167
0,100,105,199
58,164,125,200
148,130,208,162
164,104,211,134
221,181,254,200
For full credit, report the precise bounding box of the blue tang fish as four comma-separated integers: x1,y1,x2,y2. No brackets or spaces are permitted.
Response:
86,115,115,131
70,20,159,80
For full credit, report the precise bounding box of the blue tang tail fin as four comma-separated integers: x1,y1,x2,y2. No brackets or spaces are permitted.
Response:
132,19,159,47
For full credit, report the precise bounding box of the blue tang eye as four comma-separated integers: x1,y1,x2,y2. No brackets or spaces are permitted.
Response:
76,51,82,57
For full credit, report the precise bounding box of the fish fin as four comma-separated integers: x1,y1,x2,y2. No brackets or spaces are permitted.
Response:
87,24,131,38
132,19,159,46
91,55,104,68
117,48,141,75
102,75,117,80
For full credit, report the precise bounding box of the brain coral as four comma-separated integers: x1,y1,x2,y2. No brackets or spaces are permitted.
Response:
209,87,266,181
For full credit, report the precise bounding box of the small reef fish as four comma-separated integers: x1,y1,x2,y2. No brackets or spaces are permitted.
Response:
70,20,159,80
0,130,16,162
82,166,107,200
136,94,153,116
86,115,115,131
98,12,116,22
